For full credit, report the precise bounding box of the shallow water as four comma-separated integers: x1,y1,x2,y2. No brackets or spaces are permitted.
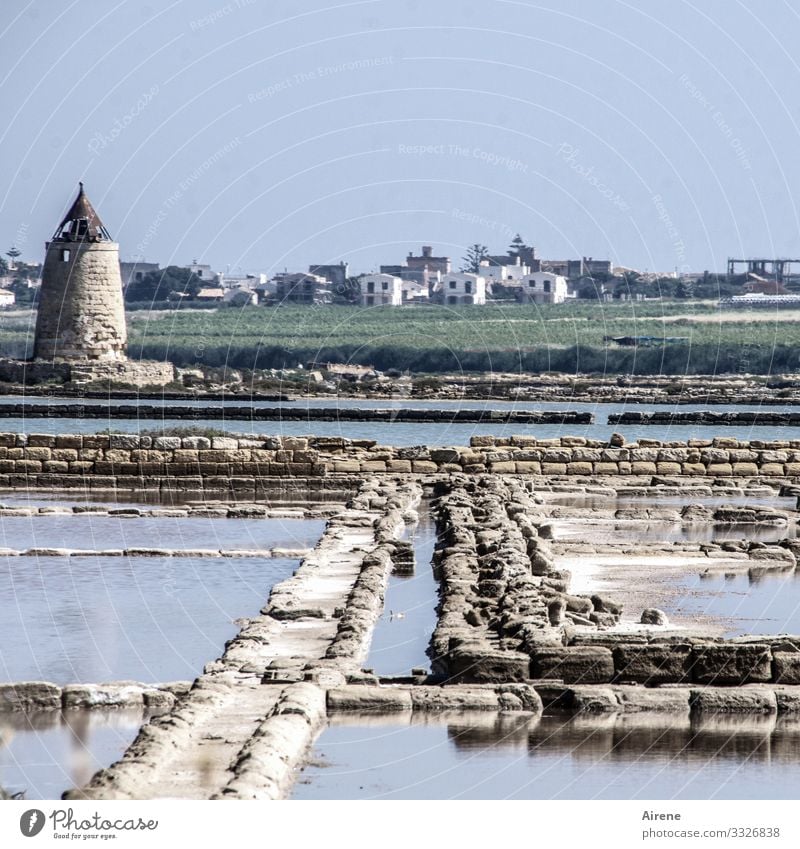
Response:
0,515,325,552
677,570,800,637
0,708,151,800
553,520,794,546
294,713,800,800
366,509,438,676
0,554,301,683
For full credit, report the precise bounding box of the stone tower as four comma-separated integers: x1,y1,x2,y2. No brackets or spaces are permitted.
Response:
34,183,127,361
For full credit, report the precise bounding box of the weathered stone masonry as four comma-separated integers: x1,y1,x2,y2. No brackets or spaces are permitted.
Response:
5,433,800,490
428,475,800,700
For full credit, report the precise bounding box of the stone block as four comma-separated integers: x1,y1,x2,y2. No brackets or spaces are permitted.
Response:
732,463,759,476
682,463,707,475
410,687,502,712
43,461,69,473
209,437,238,450
489,461,516,473
27,434,56,447
331,460,361,473
360,461,387,473
691,643,772,685
182,436,211,449
613,644,693,684
108,435,139,449
656,462,682,475
541,463,567,475
690,688,777,713
0,681,61,711
153,436,182,450
631,462,657,475
593,462,620,475
14,460,41,472
772,651,800,684
447,646,531,683
327,686,412,712
566,462,592,475
759,463,786,476
530,647,614,684
104,449,131,463
515,461,541,474
706,463,733,476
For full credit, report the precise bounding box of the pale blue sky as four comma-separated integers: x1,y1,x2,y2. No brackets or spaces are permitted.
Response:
1,0,799,275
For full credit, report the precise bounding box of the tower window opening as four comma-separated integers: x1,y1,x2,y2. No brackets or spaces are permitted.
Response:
61,249,70,262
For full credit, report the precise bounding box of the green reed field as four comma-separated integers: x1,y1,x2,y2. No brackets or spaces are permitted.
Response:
2,301,800,374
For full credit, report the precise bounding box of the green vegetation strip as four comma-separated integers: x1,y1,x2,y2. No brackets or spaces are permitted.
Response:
2,302,799,374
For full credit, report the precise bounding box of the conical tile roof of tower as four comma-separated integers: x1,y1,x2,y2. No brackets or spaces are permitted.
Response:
53,182,112,242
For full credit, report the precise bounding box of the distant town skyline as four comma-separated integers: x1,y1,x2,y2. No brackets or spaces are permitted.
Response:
2,1,799,277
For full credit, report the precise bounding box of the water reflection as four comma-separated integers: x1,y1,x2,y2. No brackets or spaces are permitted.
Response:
295,711,800,799
0,555,301,683
0,708,153,800
0,514,325,552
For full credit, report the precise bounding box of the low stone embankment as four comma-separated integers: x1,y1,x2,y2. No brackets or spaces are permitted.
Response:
610,411,800,426
326,682,800,715
5,432,800,490
0,681,188,712
65,477,421,800
0,546,310,558
0,403,591,425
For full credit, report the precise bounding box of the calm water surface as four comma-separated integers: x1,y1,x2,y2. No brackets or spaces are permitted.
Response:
366,508,438,676
294,713,800,800
0,709,153,800
0,554,302,683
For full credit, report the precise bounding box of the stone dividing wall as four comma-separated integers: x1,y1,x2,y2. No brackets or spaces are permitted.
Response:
430,475,800,689
66,477,422,800
5,433,800,489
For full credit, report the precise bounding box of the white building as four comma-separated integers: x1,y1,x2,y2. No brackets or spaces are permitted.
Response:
185,260,218,283
519,271,568,304
436,272,487,305
0,288,15,307
223,286,259,306
479,257,529,283
401,278,429,303
359,273,403,306
219,272,267,289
